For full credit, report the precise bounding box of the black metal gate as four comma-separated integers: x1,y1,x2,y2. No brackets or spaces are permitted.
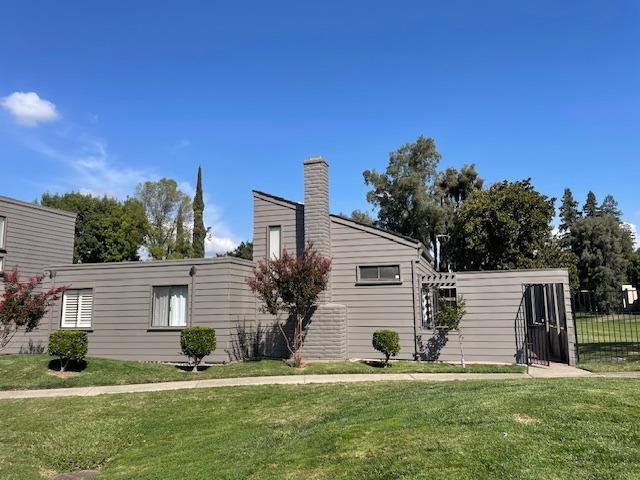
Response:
515,283,569,366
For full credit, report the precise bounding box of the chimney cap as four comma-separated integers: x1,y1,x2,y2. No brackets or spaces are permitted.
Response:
304,156,328,166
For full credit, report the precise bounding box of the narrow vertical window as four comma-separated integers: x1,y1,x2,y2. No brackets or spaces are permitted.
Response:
0,216,6,250
268,226,281,260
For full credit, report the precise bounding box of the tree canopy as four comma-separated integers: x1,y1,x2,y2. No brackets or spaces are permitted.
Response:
192,166,207,258
445,179,555,271
135,178,193,260
41,192,147,263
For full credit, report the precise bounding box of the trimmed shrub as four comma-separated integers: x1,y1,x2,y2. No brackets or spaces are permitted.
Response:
372,329,400,366
47,330,88,371
181,326,216,372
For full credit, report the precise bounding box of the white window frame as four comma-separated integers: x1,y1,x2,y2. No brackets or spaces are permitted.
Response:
61,288,94,329
151,285,188,329
356,264,402,284
267,225,281,260
0,216,6,250
0,256,4,274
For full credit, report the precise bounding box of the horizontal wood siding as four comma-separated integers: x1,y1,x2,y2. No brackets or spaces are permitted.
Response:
331,219,421,360
417,269,574,364
5,258,256,362
252,193,304,261
0,197,76,353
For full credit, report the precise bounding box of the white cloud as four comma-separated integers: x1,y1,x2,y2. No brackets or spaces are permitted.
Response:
207,235,238,255
1,91,59,126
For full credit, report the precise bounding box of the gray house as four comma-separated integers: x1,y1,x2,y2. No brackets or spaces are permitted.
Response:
1,159,576,365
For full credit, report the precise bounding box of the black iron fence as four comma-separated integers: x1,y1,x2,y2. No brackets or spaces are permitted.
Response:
572,289,640,364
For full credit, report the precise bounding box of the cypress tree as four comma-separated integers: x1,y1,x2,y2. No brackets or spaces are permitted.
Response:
192,166,206,258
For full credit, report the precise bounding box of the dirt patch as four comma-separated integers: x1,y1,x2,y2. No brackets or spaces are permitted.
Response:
47,369,81,379
514,413,542,425
52,470,99,480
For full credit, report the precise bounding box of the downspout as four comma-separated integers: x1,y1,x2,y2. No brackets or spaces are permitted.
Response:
189,265,197,326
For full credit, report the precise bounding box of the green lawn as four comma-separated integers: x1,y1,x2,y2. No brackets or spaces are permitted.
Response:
1,379,639,479
575,312,640,363
579,361,640,373
0,355,525,391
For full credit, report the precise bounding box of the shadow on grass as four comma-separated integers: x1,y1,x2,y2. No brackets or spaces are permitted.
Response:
361,360,389,369
175,364,212,373
48,359,88,373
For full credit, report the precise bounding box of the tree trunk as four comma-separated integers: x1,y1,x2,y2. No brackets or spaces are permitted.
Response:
292,313,304,368
459,327,466,368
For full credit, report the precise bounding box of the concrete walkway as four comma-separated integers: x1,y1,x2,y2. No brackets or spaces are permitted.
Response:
0,364,637,400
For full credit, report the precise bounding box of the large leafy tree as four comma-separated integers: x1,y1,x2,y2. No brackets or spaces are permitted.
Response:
569,215,630,299
628,250,640,288
41,193,147,263
135,178,193,260
192,166,207,258
363,136,443,264
446,179,555,271
222,241,253,260
436,164,483,209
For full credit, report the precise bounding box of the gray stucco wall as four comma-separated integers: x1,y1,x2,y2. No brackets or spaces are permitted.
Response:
6,257,256,362
0,196,76,353
417,269,575,365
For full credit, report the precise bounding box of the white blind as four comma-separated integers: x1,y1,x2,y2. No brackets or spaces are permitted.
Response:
268,226,281,260
61,289,93,328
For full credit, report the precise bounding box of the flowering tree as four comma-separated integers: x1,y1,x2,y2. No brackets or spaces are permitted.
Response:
247,243,331,367
0,270,66,351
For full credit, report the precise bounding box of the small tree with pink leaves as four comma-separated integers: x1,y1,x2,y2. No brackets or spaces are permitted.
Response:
247,243,331,368
0,270,66,351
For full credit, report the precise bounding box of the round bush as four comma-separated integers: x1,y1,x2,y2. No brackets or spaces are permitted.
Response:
48,330,88,371
180,326,216,371
372,329,400,366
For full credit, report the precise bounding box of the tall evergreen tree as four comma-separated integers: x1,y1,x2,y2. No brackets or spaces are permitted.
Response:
600,194,622,221
583,191,598,217
559,188,579,234
192,166,207,258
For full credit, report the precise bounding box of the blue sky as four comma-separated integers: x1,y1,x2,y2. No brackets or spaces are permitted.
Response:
1,1,638,253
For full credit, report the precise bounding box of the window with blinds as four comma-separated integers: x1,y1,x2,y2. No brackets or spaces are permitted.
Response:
152,285,188,328
61,289,94,328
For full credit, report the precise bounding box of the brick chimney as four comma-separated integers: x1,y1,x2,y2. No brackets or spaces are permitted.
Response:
304,156,331,301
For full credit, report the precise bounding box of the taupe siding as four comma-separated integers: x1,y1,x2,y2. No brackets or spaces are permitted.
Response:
0,196,75,279
0,196,76,353
417,269,575,364
252,192,304,261
7,258,256,362
330,217,424,360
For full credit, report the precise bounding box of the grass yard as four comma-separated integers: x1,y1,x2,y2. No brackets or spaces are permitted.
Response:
579,361,640,373
575,312,640,363
0,355,525,391
1,379,639,479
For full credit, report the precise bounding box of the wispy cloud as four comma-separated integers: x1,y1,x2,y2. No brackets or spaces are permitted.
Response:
1,91,59,126
170,139,191,153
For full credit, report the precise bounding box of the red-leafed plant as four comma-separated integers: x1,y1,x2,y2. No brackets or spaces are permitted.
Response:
247,242,331,367
0,270,66,351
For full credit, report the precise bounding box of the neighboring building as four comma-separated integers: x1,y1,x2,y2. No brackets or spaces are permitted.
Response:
0,196,76,353
1,159,576,365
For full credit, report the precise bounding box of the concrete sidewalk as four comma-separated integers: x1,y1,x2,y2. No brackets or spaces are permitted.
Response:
0,365,636,400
